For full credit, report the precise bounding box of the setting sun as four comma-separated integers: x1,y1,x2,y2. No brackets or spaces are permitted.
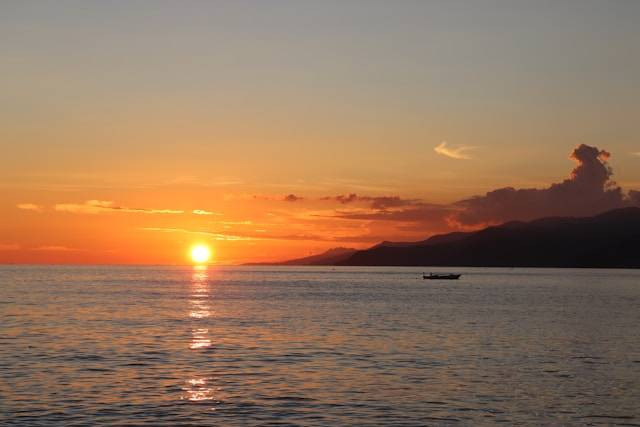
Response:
190,245,211,264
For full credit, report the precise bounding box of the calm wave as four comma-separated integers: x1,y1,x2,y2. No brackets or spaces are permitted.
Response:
1,266,639,425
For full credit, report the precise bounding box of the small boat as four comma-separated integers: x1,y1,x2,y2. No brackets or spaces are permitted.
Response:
423,272,461,280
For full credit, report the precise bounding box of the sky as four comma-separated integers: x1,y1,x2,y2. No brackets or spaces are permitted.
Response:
1,0,639,264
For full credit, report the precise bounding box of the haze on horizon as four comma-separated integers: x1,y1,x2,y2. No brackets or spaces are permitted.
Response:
1,0,639,264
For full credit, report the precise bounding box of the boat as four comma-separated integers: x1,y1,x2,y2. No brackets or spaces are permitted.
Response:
423,272,461,280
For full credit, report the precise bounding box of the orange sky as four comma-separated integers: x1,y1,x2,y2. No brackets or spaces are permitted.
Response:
1,183,462,264
2,1,639,264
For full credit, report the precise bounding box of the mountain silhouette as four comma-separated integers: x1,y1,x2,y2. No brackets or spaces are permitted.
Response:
247,247,357,266
340,207,640,268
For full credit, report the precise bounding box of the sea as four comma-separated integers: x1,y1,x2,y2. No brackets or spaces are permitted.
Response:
1,266,639,426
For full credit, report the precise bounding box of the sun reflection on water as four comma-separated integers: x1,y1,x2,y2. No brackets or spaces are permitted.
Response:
181,377,217,402
189,266,212,319
189,328,211,349
182,266,218,403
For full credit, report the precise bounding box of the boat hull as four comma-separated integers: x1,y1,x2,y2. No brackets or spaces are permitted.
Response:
423,274,461,280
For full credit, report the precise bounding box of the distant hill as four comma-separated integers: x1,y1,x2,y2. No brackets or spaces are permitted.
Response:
247,247,357,266
340,207,640,268
371,231,472,249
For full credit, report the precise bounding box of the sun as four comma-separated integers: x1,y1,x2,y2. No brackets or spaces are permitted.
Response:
190,244,211,264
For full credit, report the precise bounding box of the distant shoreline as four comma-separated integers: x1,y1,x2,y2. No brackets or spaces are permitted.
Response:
248,208,640,269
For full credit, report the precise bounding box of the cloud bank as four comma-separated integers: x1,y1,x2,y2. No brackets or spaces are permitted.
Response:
326,144,639,234
450,144,633,226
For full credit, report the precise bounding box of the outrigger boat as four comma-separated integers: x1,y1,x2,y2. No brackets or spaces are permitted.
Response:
423,272,461,280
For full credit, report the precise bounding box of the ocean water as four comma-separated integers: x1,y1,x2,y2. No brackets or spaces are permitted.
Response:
1,266,639,426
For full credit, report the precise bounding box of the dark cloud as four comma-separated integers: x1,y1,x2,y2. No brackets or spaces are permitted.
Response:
333,203,453,222
326,144,639,233
328,203,458,234
283,194,303,202
368,196,419,210
333,193,359,204
451,144,635,226
322,193,419,209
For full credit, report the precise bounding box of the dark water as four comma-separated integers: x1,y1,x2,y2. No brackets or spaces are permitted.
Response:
1,266,639,426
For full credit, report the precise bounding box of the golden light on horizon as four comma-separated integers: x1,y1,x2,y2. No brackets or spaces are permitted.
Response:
190,244,211,264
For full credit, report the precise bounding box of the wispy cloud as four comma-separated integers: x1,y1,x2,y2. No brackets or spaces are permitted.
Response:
141,226,376,243
0,243,20,251
324,204,458,232
321,194,419,209
55,200,183,215
192,209,222,216
33,245,79,251
17,203,43,212
141,227,252,241
166,175,244,187
246,193,306,202
434,141,477,160
632,152,640,157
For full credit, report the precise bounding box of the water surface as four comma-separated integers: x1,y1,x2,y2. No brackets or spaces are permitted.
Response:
1,266,639,425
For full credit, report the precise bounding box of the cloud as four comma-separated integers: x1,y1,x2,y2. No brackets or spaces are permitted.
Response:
55,200,183,215
324,144,640,234
141,227,253,241
192,209,222,216
449,144,635,226
17,203,43,212
367,196,419,210
33,245,79,251
0,243,19,251
434,141,477,160
166,175,243,187
331,204,455,221
328,204,458,232
246,193,305,202
322,194,419,209
283,194,303,202
632,152,640,157
142,227,379,244
331,193,359,204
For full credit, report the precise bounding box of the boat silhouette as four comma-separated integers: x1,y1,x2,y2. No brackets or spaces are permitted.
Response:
423,272,461,280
